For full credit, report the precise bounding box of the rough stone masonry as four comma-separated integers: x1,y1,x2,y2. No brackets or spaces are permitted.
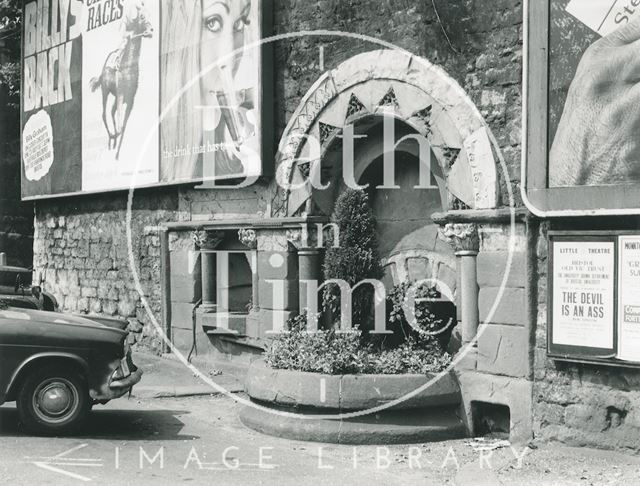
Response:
32,0,523,350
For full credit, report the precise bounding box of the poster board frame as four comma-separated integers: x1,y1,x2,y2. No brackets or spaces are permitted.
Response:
522,0,640,216
548,231,640,368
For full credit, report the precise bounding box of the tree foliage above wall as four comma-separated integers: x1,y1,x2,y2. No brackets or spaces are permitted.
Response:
0,0,21,106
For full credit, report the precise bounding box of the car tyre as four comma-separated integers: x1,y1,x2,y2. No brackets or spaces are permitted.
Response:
17,365,90,436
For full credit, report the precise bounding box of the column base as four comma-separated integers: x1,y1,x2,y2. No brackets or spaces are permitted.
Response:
198,304,218,314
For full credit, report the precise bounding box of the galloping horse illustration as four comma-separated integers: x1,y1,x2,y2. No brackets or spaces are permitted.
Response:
89,0,153,160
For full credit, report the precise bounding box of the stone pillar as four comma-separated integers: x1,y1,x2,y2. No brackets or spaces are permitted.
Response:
443,223,480,345
286,227,323,314
238,228,259,309
255,230,298,338
298,248,322,312
192,230,225,313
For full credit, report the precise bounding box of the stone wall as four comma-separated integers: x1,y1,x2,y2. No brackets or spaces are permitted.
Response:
31,0,524,351
33,191,180,349
533,220,640,450
272,0,523,206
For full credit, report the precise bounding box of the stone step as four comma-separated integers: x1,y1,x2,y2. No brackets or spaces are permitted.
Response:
239,402,467,445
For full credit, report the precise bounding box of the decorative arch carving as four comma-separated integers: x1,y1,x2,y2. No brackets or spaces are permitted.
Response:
270,49,499,218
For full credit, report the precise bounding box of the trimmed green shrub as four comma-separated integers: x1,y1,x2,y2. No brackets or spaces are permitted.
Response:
322,189,383,329
265,313,452,375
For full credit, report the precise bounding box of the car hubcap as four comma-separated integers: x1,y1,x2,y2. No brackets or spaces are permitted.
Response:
33,378,78,423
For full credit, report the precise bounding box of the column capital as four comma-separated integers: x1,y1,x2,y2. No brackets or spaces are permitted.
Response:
441,223,480,256
192,230,225,250
238,228,257,249
285,226,319,250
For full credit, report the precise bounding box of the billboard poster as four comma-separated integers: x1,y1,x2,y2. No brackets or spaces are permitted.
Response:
160,0,261,184
618,236,640,361
551,240,615,351
548,0,640,188
81,0,159,191
21,0,266,200
21,0,83,198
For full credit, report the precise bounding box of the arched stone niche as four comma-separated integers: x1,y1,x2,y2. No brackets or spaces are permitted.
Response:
270,49,499,218
271,49,501,356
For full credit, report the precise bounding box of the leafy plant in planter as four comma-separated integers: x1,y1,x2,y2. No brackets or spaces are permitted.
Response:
265,312,452,375
386,281,457,350
322,189,383,330
265,313,369,374
265,189,454,375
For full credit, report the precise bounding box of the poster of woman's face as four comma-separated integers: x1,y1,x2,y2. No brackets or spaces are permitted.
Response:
160,0,261,184
549,0,640,188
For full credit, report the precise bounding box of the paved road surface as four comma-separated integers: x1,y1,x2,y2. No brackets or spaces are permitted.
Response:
0,394,448,485
2,351,640,485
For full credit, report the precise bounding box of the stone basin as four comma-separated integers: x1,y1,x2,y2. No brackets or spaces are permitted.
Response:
245,360,461,411
239,360,467,444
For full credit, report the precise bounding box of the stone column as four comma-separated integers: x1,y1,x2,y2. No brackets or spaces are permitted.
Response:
287,227,323,314
442,223,480,345
297,248,322,312
192,230,225,313
238,228,259,309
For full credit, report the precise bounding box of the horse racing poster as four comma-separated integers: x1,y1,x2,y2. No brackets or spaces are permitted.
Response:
81,0,159,192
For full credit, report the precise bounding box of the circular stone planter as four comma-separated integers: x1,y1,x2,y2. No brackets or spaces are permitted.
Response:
239,360,468,445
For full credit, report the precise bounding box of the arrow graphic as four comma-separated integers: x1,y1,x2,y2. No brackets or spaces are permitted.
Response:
27,443,103,482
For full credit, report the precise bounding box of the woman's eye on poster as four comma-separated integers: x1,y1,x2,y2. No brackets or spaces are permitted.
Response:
160,0,260,185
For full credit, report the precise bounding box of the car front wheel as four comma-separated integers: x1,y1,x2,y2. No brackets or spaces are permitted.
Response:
17,365,90,436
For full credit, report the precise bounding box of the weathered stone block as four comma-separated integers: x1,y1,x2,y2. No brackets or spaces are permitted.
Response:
258,278,299,311
245,312,261,339
170,250,199,276
479,287,526,326
171,273,201,304
259,309,297,337
170,327,194,354
535,402,565,427
340,373,461,410
117,297,138,318
257,251,298,280
477,324,529,378
197,311,247,336
477,251,526,288
191,197,259,220
90,299,102,314
454,345,478,372
256,231,289,252
564,404,609,433
247,364,342,410
437,263,458,298
456,372,533,444
479,223,526,252
171,302,196,330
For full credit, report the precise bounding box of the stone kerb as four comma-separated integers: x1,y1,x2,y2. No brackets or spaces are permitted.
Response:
245,360,461,411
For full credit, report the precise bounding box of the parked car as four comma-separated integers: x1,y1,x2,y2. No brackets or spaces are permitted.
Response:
0,263,58,312
0,263,142,435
